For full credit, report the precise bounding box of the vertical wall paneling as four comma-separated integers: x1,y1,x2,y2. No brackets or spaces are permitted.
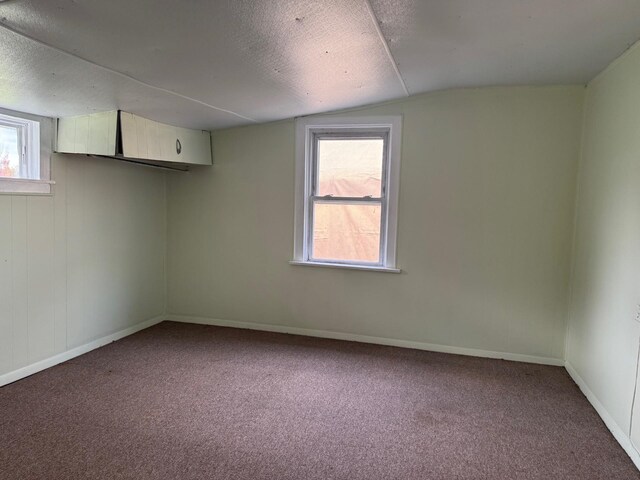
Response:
65,156,86,348
0,153,166,380
0,197,13,372
26,196,56,363
52,157,68,354
10,196,28,368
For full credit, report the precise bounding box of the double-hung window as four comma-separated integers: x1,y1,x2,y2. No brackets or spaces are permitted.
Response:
293,116,401,272
0,108,53,194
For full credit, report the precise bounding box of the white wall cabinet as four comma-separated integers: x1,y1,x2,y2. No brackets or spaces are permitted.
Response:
56,111,212,168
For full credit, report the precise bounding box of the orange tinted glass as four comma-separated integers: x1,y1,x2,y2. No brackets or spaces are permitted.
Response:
316,138,383,197
312,202,381,263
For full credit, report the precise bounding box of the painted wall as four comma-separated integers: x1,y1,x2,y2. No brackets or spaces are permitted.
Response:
566,43,640,444
167,86,584,362
0,154,166,378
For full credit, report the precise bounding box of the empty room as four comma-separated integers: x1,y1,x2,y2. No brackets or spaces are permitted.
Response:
2,1,640,479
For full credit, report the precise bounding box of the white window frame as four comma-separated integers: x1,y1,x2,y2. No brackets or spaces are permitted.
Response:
0,108,54,195
291,115,402,273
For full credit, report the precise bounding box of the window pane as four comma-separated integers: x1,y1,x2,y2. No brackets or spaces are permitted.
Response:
312,202,381,263
0,125,20,178
316,138,383,197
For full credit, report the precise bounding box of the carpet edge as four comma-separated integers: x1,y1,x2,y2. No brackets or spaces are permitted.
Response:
0,314,165,388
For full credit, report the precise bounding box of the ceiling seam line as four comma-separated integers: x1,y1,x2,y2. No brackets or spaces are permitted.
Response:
363,0,410,97
0,21,258,123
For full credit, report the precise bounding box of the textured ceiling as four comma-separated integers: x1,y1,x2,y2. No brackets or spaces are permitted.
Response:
0,0,639,129
371,0,640,93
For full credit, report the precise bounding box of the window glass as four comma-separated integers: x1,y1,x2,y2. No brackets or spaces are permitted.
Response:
316,138,383,198
312,202,382,263
0,125,20,178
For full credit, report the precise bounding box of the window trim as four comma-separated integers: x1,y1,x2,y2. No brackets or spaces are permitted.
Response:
0,108,54,195
293,115,402,273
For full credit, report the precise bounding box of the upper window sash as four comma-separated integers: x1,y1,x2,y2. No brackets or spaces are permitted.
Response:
310,131,389,201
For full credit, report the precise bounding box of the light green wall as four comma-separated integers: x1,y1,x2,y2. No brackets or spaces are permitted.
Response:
0,154,166,378
566,43,640,436
167,86,584,361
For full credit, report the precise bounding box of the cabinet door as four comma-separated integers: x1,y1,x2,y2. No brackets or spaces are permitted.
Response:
57,111,117,156
158,123,179,163
120,112,149,159
120,112,211,165
174,126,212,165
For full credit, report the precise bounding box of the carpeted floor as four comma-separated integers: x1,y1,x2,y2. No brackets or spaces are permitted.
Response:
0,321,637,479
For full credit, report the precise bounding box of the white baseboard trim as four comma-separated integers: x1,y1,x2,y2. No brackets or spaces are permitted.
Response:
0,315,164,388
565,361,640,470
166,314,565,366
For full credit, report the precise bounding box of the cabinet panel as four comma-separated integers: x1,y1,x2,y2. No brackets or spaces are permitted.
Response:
175,127,212,165
158,123,178,162
119,112,139,158
121,113,211,165
134,115,149,160
57,111,117,156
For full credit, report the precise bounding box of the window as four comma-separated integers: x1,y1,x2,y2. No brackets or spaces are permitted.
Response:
292,116,401,272
0,109,53,195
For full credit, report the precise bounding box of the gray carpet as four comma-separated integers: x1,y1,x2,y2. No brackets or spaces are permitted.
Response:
0,321,637,479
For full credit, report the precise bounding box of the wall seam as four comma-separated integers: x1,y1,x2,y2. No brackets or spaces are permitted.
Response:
563,85,590,362
9,196,14,370
163,171,168,319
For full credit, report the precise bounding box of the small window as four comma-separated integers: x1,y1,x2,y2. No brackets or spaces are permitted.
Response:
293,116,401,272
0,109,53,195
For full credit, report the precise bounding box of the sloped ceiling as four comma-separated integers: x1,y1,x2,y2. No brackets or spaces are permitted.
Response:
0,0,639,129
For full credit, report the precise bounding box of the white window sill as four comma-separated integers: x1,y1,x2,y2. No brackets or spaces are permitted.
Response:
0,178,54,195
289,260,401,273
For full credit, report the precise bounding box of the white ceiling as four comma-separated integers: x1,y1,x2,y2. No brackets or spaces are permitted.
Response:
0,0,639,130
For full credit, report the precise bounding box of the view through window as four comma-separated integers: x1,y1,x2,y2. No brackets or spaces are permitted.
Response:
0,111,41,182
311,138,385,263
0,124,21,178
